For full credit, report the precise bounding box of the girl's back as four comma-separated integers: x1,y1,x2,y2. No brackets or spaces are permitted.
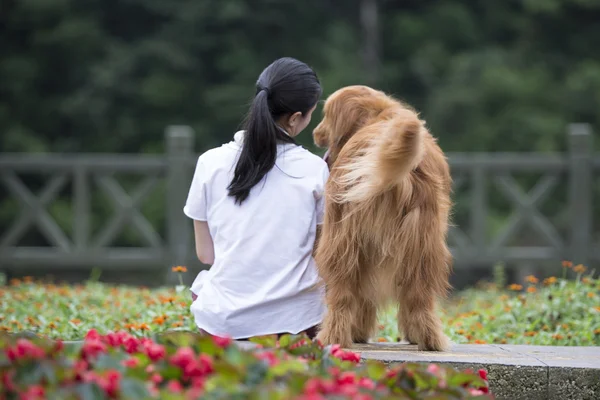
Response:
183,57,327,339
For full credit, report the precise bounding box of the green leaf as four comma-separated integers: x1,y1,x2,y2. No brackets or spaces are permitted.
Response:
366,360,387,380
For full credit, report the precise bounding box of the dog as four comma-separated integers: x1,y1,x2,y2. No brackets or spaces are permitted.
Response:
313,85,452,351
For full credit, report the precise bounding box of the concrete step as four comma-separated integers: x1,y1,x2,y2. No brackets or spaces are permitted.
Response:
351,342,600,400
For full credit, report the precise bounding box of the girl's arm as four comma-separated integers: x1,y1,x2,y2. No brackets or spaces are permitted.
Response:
193,220,215,265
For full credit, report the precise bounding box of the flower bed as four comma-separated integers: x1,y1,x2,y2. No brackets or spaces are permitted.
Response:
1,263,597,345
1,330,491,399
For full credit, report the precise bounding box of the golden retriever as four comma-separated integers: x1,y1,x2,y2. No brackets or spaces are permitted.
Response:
313,85,452,351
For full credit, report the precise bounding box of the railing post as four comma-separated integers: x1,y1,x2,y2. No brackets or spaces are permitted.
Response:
165,125,194,285
568,123,592,266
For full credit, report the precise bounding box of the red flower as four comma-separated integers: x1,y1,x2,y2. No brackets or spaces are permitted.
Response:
358,377,376,390
81,339,107,361
427,364,440,375
19,385,45,400
123,336,141,354
256,351,279,366
85,329,101,341
105,331,129,348
144,343,166,362
6,339,46,362
212,335,232,348
170,347,196,369
1,371,16,392
183,355,214,379
330,345,361,363
336,371,356,385
167,380,183,393
150,373,163,384
97,370,121,398
478,369,488,381
121,357,139,368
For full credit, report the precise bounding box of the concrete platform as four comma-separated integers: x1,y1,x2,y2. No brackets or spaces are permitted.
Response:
351,342,600,400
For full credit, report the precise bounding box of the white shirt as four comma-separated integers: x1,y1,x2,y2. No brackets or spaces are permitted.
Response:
183,131,329,338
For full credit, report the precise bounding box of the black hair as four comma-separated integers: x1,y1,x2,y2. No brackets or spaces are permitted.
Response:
227,57,322,204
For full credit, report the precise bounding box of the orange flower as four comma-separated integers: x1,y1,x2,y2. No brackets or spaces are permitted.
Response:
465,334,473,341
552,334,564,340
23,276,33,283
504,306,512,313
594,329,600,335
525,275,538,284
595,306,600,312
70,319,81,325
505,332,516,338
508,284,523,291
9,278,21,286
159,295,176,304
500,339,507,344
542,325,550,331
561,323,569,330
543,277,557,286
48,322,57,329
587,292,595,298
489,316,496,321
171,321,184,328
524,331,537,337
573,264,587,274
172,266,188,273
473,340,487,344
499,295,509,301
561,260,573,269
582,277,591,284
179,302,188,307
377,337,387,342
139,323,150,331
457,329,466,335
527,286,537,293
377,324,385,330
153,316,167,325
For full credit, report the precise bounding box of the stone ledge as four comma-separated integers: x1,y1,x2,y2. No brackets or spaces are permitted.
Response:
351,342,600,400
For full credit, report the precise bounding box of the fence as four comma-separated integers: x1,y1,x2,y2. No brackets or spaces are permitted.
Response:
0,124,597,283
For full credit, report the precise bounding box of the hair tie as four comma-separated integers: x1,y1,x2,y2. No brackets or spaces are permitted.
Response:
258,86,271,98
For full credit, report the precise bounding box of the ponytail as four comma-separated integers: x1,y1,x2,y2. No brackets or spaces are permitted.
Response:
227,89,295,204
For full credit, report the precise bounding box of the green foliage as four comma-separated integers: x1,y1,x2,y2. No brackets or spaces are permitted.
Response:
2,264,598,346
0,331,491,399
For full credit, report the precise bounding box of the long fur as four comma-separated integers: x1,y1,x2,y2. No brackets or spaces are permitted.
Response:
313,85,452,351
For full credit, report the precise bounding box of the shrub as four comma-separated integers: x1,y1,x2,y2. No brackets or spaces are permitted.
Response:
0,330,491,399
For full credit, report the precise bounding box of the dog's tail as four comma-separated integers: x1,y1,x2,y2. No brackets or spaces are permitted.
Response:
332,110,425,204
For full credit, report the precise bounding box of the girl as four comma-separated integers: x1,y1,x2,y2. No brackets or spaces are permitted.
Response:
183,57,328,339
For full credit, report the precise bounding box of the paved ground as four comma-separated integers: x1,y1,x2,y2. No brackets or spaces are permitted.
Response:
351,342,600,400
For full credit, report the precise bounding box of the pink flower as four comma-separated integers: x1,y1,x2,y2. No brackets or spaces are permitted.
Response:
256,351,279,366
183,355,213,379
1,371,16,392
81,339,107,360
170,347,196,369
336,371,356,385
150,373,162,384
469,389,485,396
123,336,141,354
166,380,183,393
212,335,233,348
330,345,361,363
427,363,440,375
85,329,101,341
19,385,45,400
105,331,130,348
121,357,139,368
144,343,166,362
98,370,121,398
358,377,376,390
6,339,46,362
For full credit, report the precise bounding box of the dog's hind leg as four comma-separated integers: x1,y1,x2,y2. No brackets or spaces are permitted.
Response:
394,209,452,351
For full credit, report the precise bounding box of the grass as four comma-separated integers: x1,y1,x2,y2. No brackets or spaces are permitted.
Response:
1,263,599,345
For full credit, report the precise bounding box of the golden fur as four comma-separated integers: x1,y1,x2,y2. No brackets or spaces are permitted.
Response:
313,85,452,351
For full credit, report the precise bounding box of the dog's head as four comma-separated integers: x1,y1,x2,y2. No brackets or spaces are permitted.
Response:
313,85,392,167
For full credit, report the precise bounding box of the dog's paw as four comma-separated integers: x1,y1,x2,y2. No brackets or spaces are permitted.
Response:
417,333,450,352
317,330,353,348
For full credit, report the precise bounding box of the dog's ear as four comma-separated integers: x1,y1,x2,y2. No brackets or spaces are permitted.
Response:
328,93,371,153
